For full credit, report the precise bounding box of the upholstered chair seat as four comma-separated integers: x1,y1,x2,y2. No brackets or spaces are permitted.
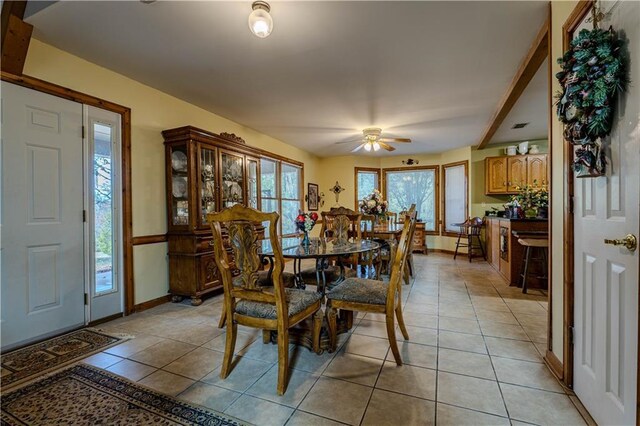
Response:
327,277,389,305
236,288,322,319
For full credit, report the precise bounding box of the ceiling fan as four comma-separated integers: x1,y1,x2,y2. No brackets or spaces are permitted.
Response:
336,128,412,153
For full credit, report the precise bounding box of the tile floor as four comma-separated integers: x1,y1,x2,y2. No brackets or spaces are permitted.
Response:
91,253,591,425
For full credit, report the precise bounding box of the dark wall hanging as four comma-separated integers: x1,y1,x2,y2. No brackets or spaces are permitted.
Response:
555,2,627,178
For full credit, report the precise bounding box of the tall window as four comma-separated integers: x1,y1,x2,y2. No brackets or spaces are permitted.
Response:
355,167,381,206
384,166,439,233
442,161,468,236
260,158,302,236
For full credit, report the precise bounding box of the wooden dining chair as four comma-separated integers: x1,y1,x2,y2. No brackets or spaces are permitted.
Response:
300,207,361,288
325,206,417,364
359,214,382,279
385,211,398,224
208,205,323,395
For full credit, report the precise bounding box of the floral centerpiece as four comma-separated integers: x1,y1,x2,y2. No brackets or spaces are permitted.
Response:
511,182,549,218
359,189,388,219
295,211,318,246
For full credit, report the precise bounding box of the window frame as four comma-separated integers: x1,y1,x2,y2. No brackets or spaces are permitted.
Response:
382,165,440,235
259,157,304,237
441,160,469,237
354,167,382,207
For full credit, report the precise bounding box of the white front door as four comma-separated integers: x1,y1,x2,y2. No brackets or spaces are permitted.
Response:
1,82,85,350
573,1,640,424
85,105,123,321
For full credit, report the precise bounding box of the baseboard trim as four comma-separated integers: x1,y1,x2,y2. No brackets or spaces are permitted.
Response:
88,313,124,327
133,295,171,313
544,350,565,382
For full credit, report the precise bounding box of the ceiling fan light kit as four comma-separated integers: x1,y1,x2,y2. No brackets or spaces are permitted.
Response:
248,1,273,38
341,127,412,153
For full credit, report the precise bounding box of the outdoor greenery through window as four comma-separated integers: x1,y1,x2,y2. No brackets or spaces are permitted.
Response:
93,123,115,294
355,168,380,204
260,158,302,236
384,167,438,232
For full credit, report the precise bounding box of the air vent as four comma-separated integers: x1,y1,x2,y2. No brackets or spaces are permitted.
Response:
512,122,529,129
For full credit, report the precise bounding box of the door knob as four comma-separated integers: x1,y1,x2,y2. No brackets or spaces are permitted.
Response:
604,234,637,252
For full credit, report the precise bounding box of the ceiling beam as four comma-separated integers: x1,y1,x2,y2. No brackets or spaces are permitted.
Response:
1,1,33,76
476,15,550,149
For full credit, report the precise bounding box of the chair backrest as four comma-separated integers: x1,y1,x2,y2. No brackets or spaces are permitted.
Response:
360,214,376,239
320,207,362,242
386,206,417,310
468,217,484,236
385,211,398,223
207,205,286,318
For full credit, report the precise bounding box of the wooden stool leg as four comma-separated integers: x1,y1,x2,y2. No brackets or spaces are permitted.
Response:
522,246,531,294
468,235,473,262
454,233,462,259
478,236,487,260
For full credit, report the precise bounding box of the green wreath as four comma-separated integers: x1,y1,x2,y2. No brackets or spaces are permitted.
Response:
555,27,626,144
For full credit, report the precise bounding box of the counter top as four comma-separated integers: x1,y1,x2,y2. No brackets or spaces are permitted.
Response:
485,216,548,222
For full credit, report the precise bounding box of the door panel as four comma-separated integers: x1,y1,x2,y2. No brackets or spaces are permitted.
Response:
573,2,639,424
1,82,85,349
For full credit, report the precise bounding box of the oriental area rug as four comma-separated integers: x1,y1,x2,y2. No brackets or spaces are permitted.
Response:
1,329,127,390
1,364,247,426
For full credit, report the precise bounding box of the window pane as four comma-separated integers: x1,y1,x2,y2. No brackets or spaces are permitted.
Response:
261,198,279,234
385,169,436,231
357,171,378,201
261,159,277,198
281,164,300,199
93,123,115,294
444,164,467,232
281,200,300,235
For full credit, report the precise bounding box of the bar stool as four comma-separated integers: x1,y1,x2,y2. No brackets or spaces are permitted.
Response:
453,217,486,262
518,238,549,293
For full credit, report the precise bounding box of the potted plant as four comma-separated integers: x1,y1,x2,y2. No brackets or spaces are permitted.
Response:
511,182,549,219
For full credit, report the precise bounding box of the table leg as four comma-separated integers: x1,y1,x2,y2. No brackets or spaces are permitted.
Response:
293,258,306,290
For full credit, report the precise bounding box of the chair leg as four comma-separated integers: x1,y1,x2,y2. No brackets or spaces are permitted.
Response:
313,309,323,354
454,233,462,259
276,327,290,396
403,263,410,285
386,310,402,366
395,303,410,341
407,254,414,277
477,236,487,260
218,310,226,329
220,316,237,379
468,235,473,262
326,306,338,353
262,329,271,344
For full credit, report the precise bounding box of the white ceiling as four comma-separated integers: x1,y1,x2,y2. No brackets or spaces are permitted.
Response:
27,1,549,157
490,59,549,144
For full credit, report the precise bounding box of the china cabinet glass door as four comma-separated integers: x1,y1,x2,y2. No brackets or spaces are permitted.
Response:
221,151,245,208
200,146,217,226
247,157,259,209
170,144,189,226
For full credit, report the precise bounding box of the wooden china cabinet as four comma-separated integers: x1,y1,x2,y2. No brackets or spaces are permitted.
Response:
163,126,262,305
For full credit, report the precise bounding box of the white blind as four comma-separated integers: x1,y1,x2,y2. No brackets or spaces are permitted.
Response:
444,164,467,232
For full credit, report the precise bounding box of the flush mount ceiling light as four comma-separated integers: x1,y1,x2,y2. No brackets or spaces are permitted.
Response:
248,1,273,38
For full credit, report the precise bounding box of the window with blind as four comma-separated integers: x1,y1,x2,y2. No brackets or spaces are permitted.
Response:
260,158,302,236
384,166,439,233
442,161,469,235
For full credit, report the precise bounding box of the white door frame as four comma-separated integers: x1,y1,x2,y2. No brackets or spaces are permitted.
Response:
83,106,124,323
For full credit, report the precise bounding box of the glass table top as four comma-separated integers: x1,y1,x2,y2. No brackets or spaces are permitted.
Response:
259,237,380,259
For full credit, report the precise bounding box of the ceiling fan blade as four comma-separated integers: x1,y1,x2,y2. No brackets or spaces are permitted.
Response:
378,142,396,152
351,143,365,153
335,138,364,145
379,137,412,143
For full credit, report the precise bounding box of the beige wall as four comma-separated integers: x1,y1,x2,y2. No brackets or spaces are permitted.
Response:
23,39,322,304
550,0,579,363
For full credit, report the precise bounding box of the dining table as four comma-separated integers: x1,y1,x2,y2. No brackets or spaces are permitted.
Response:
259,236,381,293
258,236,381,353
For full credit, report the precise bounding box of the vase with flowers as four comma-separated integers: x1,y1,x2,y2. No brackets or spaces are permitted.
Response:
511,181,549,219
359,189,389,223
295,211,318,246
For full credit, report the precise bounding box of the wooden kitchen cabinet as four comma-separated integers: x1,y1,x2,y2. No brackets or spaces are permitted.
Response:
486,157,508,193
527,154,548,186
485,154,548,195
507,156,527,191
